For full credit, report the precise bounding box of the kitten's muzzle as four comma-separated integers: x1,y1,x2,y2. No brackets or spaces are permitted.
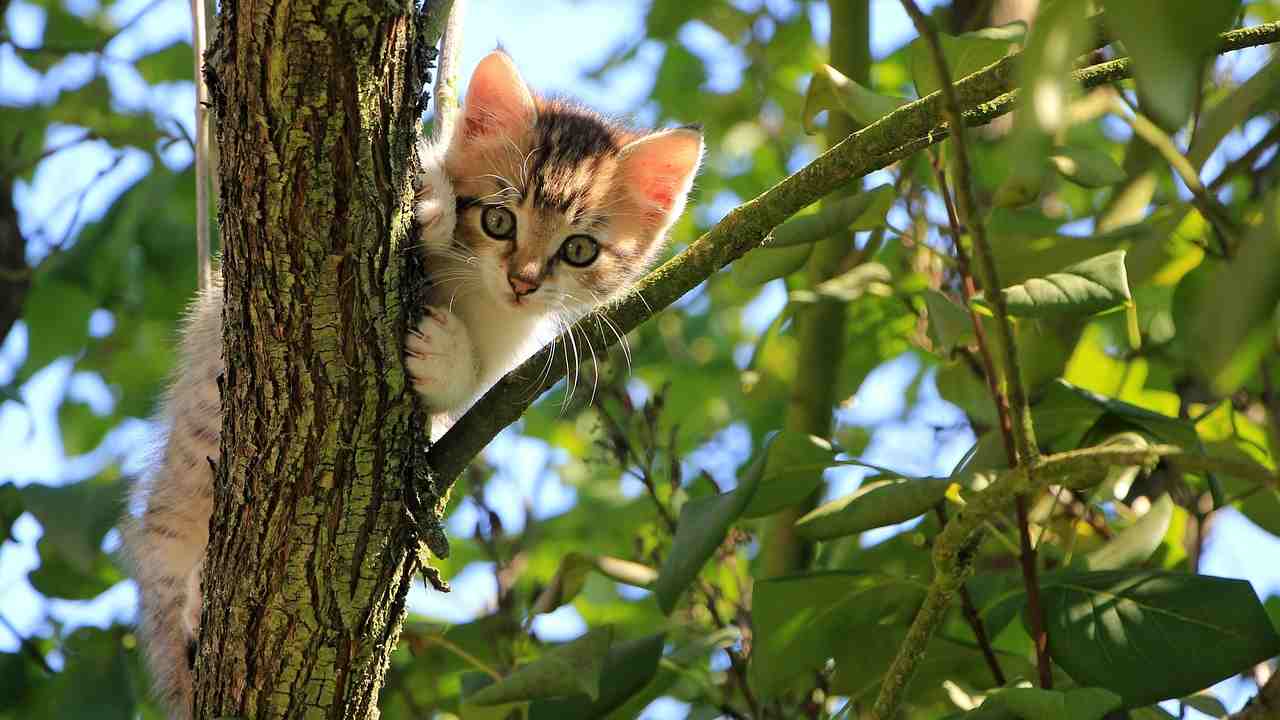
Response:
508,273,541,298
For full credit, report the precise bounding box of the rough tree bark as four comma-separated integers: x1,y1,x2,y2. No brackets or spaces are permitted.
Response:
193,0,452,717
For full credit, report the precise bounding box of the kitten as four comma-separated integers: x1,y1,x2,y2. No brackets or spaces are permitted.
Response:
123,49,702,719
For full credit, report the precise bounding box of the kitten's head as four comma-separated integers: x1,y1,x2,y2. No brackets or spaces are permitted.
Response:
440,51,702,316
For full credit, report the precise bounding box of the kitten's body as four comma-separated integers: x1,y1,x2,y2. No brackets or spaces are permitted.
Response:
124,51,701,718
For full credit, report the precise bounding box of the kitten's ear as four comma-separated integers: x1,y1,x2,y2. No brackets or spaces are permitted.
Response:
456,51,536,143
617,128,704,229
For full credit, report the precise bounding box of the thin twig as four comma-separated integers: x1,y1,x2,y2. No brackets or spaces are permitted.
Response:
191,0,211,290
895,0,1050,698
431,0,465,144
934,506,1006,687
1228,669,1280,720
1209,121,1280,193
1113,103,1239,256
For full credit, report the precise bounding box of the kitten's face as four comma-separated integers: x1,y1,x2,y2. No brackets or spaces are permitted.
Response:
438,52,702,318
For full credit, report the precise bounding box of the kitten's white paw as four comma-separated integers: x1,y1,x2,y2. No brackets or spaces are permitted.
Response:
413,158,456,252
181,560,202,642
406,307,477,412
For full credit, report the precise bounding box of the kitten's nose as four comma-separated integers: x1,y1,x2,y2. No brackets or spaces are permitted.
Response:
508,274,540,297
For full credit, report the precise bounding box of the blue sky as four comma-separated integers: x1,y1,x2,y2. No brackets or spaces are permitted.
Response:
1,1,1279,717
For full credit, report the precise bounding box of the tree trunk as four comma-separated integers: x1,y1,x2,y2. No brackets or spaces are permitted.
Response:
194,0,451,717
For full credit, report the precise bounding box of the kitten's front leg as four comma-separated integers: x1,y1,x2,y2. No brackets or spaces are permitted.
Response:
413,145,457,252
406,306,478,413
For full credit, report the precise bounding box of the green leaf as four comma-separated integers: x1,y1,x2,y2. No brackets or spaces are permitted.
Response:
21,471,127,599
654,452,762,614
0,484,23,545
467,626,614,706
731,243,812,287
28,540,122,599
1083,495,1174,570
978,687,1123,720
47,78,165,150
910,22,1021,98
58,394,115,456
1179,694,1229,719
30,626,135,719
528,633,665,719
1188,197,1280,393
794,477,949,541
982,250,1132,319
1049,147,1127,188
924,289,976,350
789,263,892,304
1102,0,1242,129
935,362,999,429
19,279,96,377
1042,570,1280,706
135,41,194,84
1187,59,1280,168
741,431,836,519
0,105,50,179
770,185,896,246
751,571,923,699
1033,380,1197,453
802,65,907,134
42,4,112,51
529,552,596,617
530,554,657,617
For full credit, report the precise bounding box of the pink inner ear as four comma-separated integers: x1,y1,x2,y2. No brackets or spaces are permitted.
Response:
640,163,683,210
458,52,535,142
621,131,703,224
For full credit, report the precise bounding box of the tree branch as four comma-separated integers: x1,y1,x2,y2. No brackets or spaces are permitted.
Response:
1229,669,1280,720
870,442,1278,719
430,0,464,144
423,20,1280,493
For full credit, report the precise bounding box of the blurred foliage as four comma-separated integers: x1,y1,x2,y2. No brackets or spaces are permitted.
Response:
3,0,1280,718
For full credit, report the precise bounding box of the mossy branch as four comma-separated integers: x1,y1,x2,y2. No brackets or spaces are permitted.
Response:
869,441,1278,719
423,21,1280,493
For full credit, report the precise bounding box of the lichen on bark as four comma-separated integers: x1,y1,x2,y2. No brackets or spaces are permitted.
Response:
195,0,452,717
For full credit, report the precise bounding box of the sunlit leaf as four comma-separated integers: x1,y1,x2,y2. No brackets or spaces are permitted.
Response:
795,477,949,541
909,22,1021,98
802,65,907,134
1083,494,1174,570
769,185,895,246
731,243,812,287
1043,570,1280,706
979,250,1132,319
789,263,892,304
974,687,1123,720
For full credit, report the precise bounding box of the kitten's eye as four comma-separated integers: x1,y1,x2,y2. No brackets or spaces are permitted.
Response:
481,206,516,239
560,235,599,267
